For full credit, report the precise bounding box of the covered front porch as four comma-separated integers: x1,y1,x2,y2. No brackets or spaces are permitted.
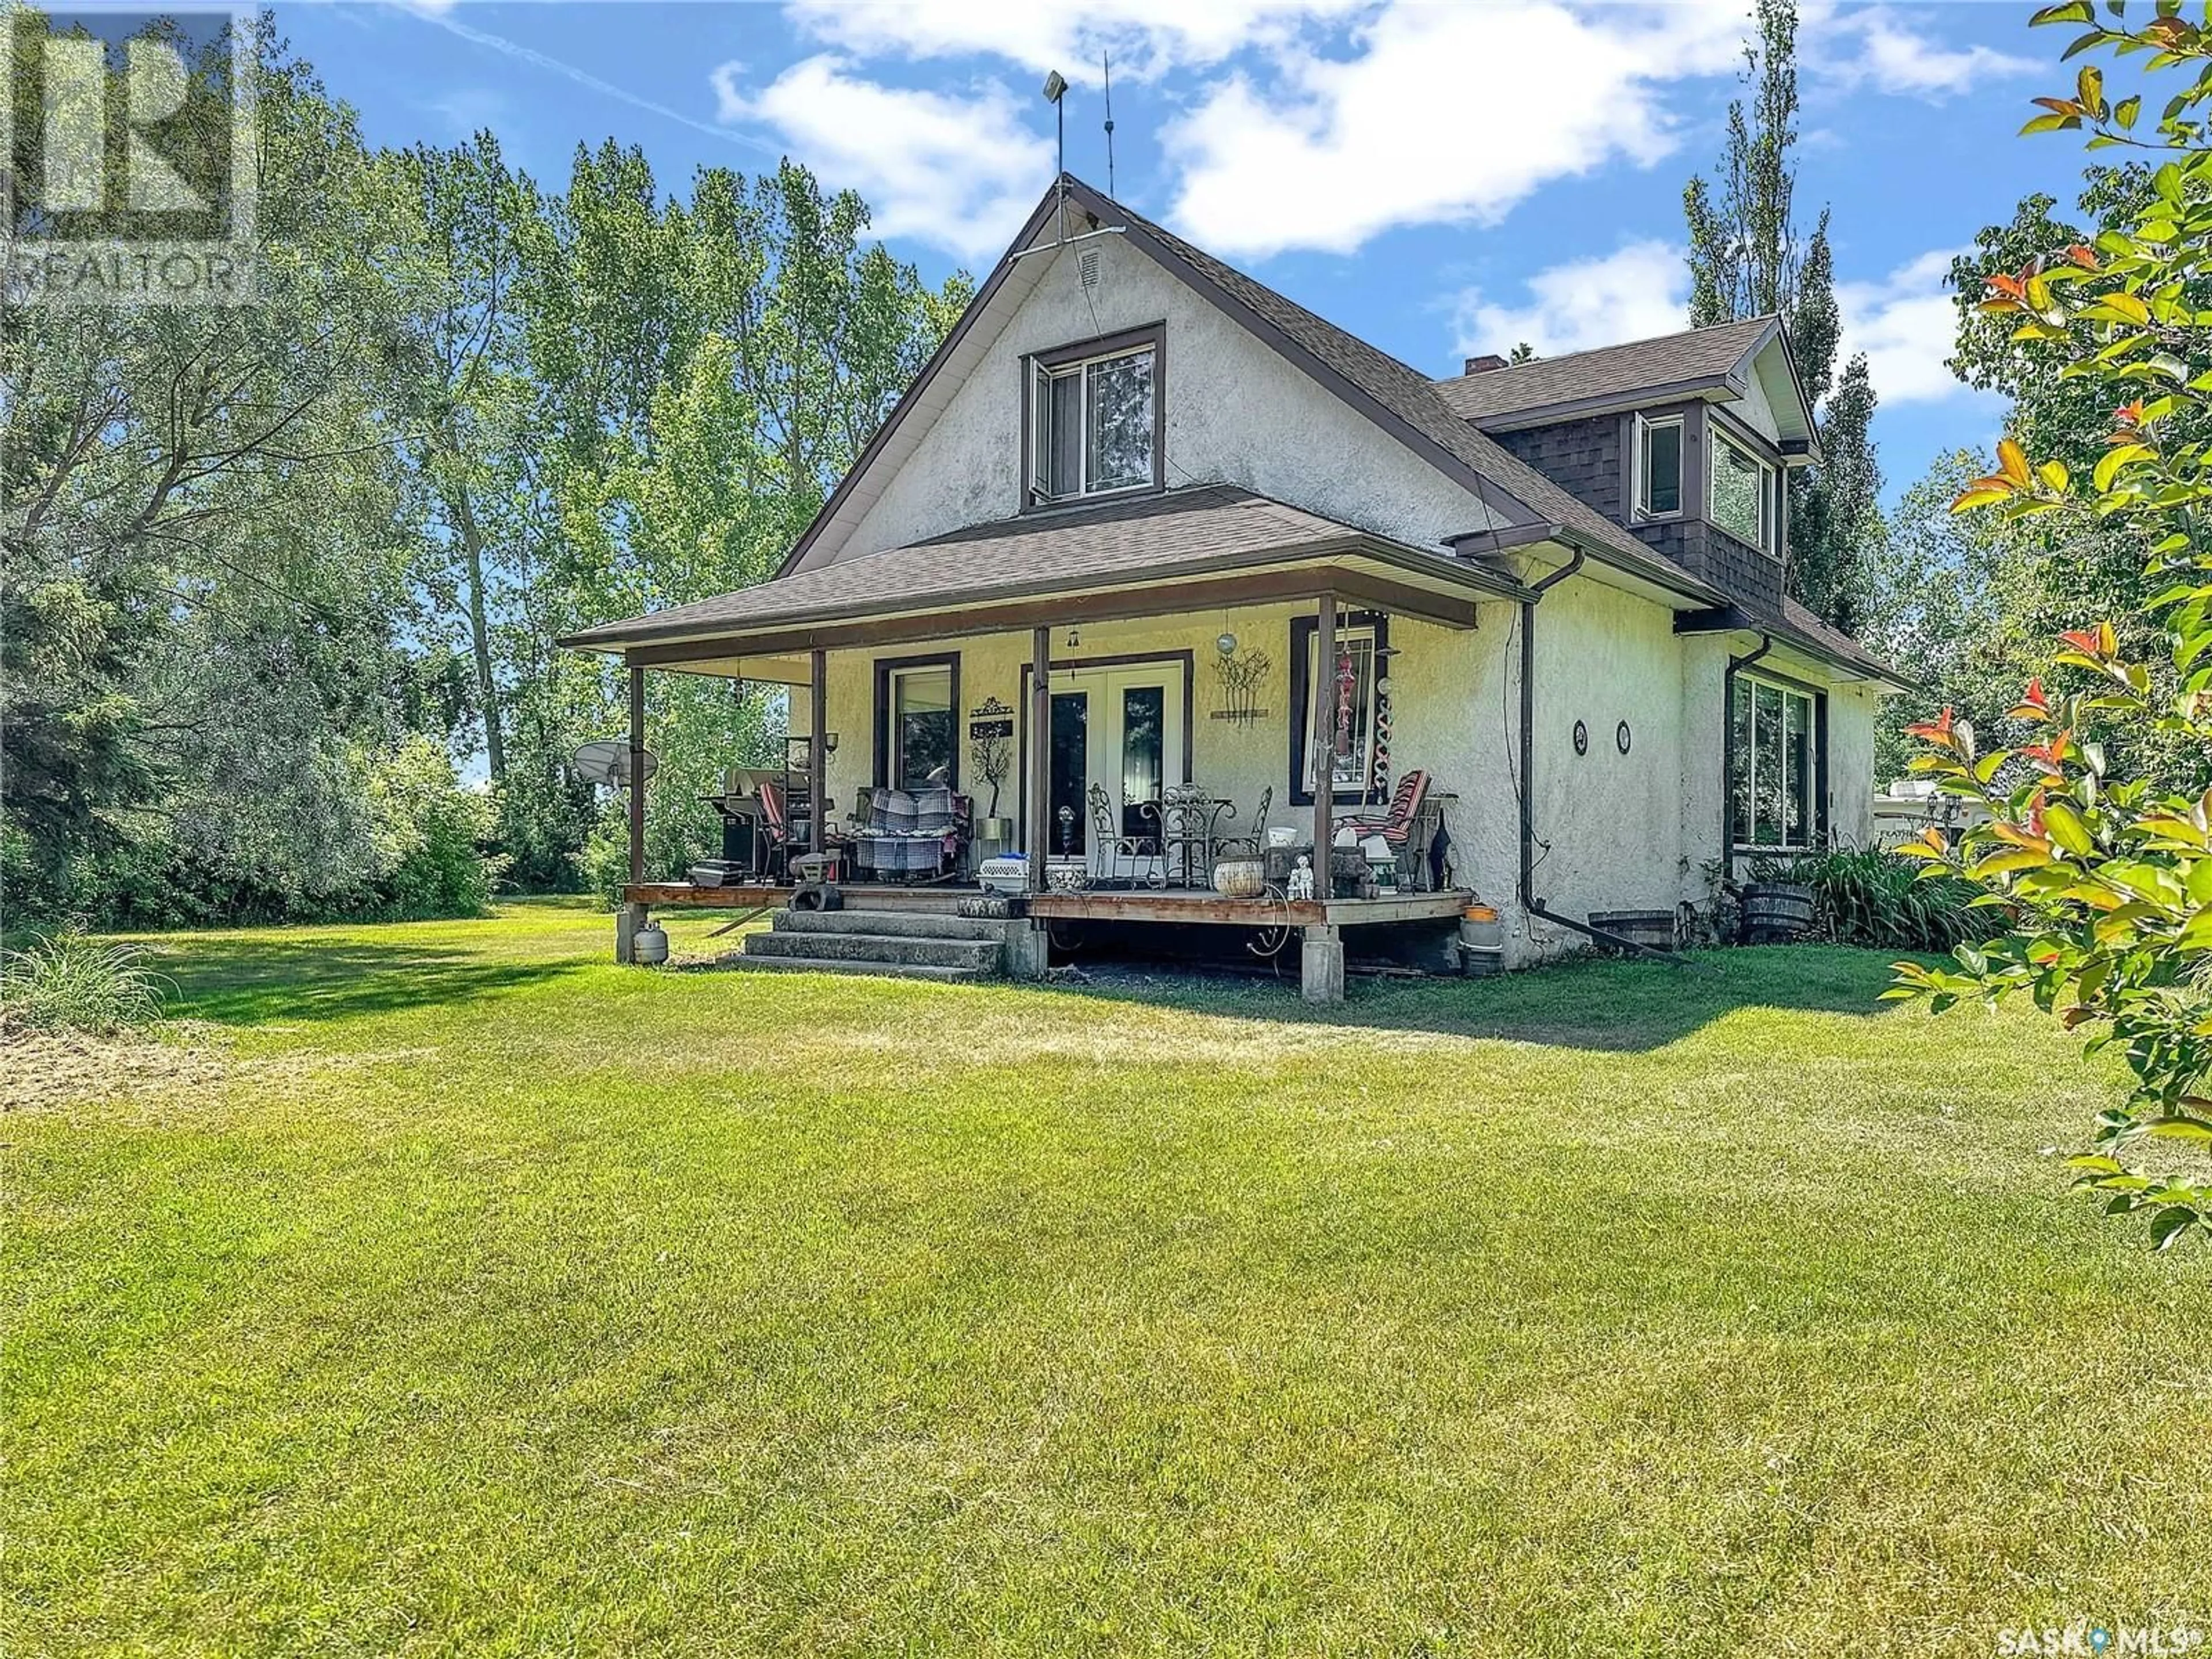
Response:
567,487,1529,1002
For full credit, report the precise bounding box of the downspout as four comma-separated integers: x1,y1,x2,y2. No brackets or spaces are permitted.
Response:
1719,634,1774,887
1517,550,1694,966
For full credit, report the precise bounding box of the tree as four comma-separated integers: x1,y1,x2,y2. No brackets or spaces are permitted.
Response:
1893,4,2212,1249
1682,0,1878,631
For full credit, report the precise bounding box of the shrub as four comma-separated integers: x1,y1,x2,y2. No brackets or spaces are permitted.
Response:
1794,844,2005,953
1,928,168,1034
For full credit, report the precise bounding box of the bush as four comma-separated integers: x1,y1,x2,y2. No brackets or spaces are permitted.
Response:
1793,843,2005,953
1,927,168,1034
361,740,503,919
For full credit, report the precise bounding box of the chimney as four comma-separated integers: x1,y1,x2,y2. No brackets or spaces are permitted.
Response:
1463,354,1508,375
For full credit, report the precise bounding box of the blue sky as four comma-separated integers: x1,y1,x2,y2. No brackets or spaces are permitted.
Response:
284,1,2094,506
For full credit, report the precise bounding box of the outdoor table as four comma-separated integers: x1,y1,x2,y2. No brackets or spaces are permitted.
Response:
1146,786,1238,888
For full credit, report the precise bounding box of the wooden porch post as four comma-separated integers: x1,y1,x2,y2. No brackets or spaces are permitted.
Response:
1311,592,1335,877
809,647,827,857
1028,625,1050,891
627,657,646,885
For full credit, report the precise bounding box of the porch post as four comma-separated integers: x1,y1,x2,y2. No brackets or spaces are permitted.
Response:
627,657,646,884
1028,625,1050,892
808,646,827,858
1311,592,1335,882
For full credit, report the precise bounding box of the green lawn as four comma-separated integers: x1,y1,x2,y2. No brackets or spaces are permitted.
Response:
8,900,2209,1656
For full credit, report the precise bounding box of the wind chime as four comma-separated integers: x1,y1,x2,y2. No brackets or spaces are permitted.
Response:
1372,641,1397,798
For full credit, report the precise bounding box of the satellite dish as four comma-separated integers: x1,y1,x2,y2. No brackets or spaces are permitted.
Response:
573,740,657,787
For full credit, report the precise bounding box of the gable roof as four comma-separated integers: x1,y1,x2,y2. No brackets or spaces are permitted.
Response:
1047,176,1736,608
1434,317,1782,425
562,484,1527,652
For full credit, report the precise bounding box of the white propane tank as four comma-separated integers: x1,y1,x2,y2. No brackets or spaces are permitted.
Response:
633,921,669,965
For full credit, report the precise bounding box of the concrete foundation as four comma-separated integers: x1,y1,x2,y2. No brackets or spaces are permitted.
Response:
615,903,645,964
1003,918,1050,980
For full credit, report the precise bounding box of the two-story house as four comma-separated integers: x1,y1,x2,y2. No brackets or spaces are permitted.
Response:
564,174,1907,995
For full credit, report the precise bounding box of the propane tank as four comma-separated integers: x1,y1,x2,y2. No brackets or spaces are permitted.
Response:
632,921,669,965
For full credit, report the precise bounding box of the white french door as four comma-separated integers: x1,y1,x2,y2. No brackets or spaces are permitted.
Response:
1036,661,1186,865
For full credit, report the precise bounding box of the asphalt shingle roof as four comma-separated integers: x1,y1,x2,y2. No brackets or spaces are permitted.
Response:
560,486,1493,649
1433,317,1778,424
1066,179,1731,607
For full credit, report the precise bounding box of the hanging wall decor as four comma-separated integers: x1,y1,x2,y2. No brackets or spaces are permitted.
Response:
1372,642,1398,798
1210,635,1272,727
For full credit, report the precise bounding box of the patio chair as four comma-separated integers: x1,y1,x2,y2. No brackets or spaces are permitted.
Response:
757,779,797,882
1337,770,1438,891
1087,783,1162,888
854,787,972,883
1213,785,1274,862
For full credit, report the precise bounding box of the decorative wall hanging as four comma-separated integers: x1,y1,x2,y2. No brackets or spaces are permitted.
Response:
1573,719,1589,756
1210,634,1272,728
1616,720,1633,756
1371,642,1398,796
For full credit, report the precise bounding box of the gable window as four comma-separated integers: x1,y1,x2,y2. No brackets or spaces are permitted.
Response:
1730,673,1819,850
1634,413,1683,518
874,656,960,791
1710,429,1778,554
1025,325,1162,505
1288,611,1388,806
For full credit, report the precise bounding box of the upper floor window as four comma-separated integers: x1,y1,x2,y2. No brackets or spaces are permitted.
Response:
1710,429,1778,555
1027,327,1161,505
1634,413,1683,518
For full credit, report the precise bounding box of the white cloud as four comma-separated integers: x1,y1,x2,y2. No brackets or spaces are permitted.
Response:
1810,6,2040,98
1450,240,1690,362
1836,248,1982,405
1162,2,1748,260
782,0,1369,82
712,56,1053,264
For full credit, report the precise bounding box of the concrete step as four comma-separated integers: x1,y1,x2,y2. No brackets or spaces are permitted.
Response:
711,953,995,984
773,907,1007,942
745,927,1003,972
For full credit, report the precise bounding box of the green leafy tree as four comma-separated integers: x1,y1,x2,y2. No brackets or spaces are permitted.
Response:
1683,0,1878,631
1893,3,2212,1249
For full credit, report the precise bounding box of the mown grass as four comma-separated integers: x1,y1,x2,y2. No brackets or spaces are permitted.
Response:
7,900,2208,1656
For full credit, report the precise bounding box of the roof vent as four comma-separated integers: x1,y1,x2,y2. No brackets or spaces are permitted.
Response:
1079,247,1101,291
1463,353,1508,375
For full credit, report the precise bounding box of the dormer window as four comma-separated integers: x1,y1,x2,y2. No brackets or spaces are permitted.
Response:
1710,428,1779,555
1024,324,1164,506
1633,413,1683,519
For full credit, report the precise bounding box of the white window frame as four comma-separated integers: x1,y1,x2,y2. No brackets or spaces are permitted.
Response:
1632,412,1684,521
1029,343,1156,505
1731,672,1820,852
1709,426,1779,556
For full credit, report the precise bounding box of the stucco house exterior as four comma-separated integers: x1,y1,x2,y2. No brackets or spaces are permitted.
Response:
563,174,1907,995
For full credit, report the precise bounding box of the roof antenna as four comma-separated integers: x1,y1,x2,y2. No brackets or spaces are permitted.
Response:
1041,70,1069,237
1101,51,1116,197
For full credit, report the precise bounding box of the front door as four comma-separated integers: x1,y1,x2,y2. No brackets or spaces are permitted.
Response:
1031,661,1185,869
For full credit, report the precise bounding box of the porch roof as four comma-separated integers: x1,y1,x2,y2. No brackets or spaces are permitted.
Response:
559,484,1531,658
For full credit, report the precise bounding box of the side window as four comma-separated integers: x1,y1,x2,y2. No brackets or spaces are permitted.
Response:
1635,414,1683,518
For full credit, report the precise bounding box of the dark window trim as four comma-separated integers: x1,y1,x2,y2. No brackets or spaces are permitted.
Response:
1015,650,1196,849
1725,666,1825,855
1707,402,1787,466
1018,320,1167,513
873,651,962,791
1288,609,1389,809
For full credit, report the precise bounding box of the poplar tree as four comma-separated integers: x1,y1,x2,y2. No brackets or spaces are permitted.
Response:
1683,0,1880,632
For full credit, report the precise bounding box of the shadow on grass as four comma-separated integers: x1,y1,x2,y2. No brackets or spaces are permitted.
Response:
156,937,589,1027
1033,945,1915,1052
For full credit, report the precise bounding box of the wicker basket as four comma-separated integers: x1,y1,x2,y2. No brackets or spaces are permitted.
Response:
1213,857,1267,899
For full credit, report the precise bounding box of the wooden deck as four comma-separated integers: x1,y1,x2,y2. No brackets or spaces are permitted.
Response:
622,881,1471,929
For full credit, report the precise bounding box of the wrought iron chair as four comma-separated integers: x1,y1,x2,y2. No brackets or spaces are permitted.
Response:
1087,783,1163,888
1213,785,1274,862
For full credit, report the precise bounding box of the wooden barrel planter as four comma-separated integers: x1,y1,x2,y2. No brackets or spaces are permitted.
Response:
1741,882,1814,944
1589,909,1677,955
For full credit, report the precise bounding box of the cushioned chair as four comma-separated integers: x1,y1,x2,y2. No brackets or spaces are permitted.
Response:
1338,771,1440,892
855,787,971,882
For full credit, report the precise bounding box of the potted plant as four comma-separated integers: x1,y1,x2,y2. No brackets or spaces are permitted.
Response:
971,726,1014,859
